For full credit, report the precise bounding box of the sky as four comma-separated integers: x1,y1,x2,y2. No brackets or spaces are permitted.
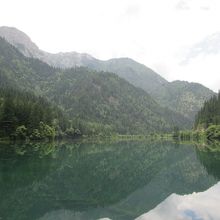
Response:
0,0,220,91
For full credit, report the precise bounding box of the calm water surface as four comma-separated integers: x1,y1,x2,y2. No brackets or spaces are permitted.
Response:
0,140,220,220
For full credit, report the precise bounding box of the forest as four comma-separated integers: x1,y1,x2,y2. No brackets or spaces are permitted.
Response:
0,36,219,141
174,92,220,141
0,37,192,140
0,87,79,140
194,91,220,140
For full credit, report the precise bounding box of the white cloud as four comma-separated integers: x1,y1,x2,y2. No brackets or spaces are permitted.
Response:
0,0,220,91
176,0,191,10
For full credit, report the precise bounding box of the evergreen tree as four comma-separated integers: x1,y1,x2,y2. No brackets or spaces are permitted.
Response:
195,91,220,128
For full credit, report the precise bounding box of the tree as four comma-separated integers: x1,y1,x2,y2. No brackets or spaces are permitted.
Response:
173,126,180,138
14,125,27,140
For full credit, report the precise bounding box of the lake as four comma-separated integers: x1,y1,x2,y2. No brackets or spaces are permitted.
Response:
0,140,220,220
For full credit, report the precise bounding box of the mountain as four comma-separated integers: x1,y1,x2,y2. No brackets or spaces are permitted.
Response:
0,26,95,67
0,37,190,136
86,59,214,119
0,27,214,123
86,57,168,100
0,26,214,121
158,80,215,119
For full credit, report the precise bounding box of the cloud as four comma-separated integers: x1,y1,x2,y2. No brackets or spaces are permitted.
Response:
124,4,141,18
176,0,211,11
181,32,220,65
200,6,210,10
176,0,191,10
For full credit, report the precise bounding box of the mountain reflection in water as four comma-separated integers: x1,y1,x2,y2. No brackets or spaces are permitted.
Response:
1,140,220,220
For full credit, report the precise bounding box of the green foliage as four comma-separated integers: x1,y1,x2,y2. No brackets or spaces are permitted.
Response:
205,125,220,140
87,59,214,121
158,81,214,120
195,91,220,129
173,126,180,138
0,29,215,124
65,127,82,138
29,122,56,140
30,129,41,140
172,91,220,141
171,129,206,141
190,92,220,141
0,37,192,136
38,122,55,140
0,87,70,140
14,125,27,139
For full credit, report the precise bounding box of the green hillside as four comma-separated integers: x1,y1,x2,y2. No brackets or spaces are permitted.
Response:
195,91,220,128
0,87,69,140
194,91,220,140
0,26,214,122
0,37,191,137
87,59,213,120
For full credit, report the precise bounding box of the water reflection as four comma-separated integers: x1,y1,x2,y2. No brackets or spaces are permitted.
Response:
196,141,220,180
136,182,220,220
135,141,220,220
0,140,220,220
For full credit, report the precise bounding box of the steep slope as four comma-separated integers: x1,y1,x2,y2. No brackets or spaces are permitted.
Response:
0,26,41,58
87,59,214,120
195,92,220,128
0,26,95,67
0,26,214,122
0,27,168,94
157,80,215,119
86,57,168,99
0,87,69,139
0,37,190,134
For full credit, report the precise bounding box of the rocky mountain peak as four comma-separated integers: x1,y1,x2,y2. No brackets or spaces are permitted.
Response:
0,26,96,67
0,26,41,57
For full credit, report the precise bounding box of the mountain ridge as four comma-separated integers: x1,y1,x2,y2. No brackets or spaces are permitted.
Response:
0,36,191,135
0,26,215,122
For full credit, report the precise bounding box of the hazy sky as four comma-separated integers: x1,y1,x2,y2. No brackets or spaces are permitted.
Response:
0,0,220,91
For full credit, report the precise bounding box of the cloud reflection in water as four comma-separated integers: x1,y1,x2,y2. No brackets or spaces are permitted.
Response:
136,182,220,220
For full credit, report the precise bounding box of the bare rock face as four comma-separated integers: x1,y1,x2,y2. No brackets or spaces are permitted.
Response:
43,51,96,68
0,26,42,58
0,26,95,68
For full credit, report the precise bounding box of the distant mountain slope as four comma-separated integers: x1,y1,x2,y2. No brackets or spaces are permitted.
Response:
0,37,190,134
86,57,168,100
0,26,95,67
0,26,41,58
0,26,214,121
156,80,215,119
86,59,214,119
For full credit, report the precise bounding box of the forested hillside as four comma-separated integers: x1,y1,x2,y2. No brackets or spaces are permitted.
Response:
194,92,220,140
159,81,215,119
0,26,214,122
0,37,191,138
0,87,70,140
195,92,220,128
87,59,214,120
